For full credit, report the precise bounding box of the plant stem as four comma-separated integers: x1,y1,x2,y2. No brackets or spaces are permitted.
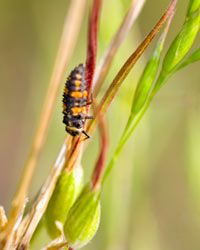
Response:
93,0,146,96
2,0,87,248
16,139,69,248
102,103,148,184
0,207,7,231
102,59,174,184
65,0,102,173
91,111,108,190
87,0,177,136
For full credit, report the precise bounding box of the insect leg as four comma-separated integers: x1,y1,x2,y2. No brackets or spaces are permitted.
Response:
86,93,93,105
82,130,90,140
85,115,94,119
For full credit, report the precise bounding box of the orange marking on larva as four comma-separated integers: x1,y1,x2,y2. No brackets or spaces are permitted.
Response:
82,107,87,114
75,80,81,86
70,91,83,98
71,107,82,115
83,90,88,98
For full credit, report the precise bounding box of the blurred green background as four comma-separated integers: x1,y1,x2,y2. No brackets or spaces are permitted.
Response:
0,0,200,249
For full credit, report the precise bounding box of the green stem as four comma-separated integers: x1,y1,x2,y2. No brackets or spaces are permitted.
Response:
151,71,169,97
102,69,172,185
102,102,148,184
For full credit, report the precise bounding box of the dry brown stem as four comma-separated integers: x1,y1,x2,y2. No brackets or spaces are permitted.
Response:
94,0,146,96
16,139,69,248
87,0,177,135
1,0,87,248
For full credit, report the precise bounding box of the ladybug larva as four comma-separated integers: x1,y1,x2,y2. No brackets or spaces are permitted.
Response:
63,64,92,138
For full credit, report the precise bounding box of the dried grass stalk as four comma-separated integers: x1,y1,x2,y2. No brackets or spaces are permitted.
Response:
94,0,146,96
2,0,87,248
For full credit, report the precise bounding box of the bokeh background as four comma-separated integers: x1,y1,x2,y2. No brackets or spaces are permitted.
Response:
0,0,200,249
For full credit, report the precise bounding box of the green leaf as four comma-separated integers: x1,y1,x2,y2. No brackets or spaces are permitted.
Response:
45,167,83,238
64,185,101,249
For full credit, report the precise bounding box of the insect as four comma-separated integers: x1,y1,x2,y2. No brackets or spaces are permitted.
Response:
63,64,93,139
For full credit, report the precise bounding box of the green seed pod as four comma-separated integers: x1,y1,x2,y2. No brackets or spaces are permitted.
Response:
187,0,200,16
162,8,200,73
45,166,83,238
176,46,200,70
64,184,101,249
131,45,161,115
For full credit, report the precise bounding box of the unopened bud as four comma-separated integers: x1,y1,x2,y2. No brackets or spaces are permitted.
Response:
45,166,83,238
64,184,101,249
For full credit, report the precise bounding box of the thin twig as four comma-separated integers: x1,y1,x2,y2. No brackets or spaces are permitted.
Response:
41,221,67,250
87,0,177,135
93,0,146,96
16,139,69,248
65,0,102,173
91,108,108,190
67,0,145,179
65,137,82,172
0,207,7,231
102,3,178,184
16,5,176,245
19,1,177,222
42,241,68,250
49,0,144,182
86,0,102,93
2,0,87,248
11,1,102,246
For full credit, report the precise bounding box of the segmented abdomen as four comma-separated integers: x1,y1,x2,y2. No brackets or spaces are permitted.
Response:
63,64,88,136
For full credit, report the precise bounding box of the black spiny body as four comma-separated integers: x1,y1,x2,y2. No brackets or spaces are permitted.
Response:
63,64,92,138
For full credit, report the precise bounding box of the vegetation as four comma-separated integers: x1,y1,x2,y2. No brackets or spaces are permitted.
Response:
0,0,200,249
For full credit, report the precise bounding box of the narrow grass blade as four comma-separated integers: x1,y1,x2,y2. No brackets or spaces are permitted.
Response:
15,140,69,248
87,0,177,135
86,0,102,92
102,7,176,184
94,0,146,96
130,12,175,117
99,0,176,114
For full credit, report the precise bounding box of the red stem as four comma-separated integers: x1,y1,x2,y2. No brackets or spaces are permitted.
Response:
91,111,108,190
86,0,102,93
65,0,102,172
66,136,81,171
